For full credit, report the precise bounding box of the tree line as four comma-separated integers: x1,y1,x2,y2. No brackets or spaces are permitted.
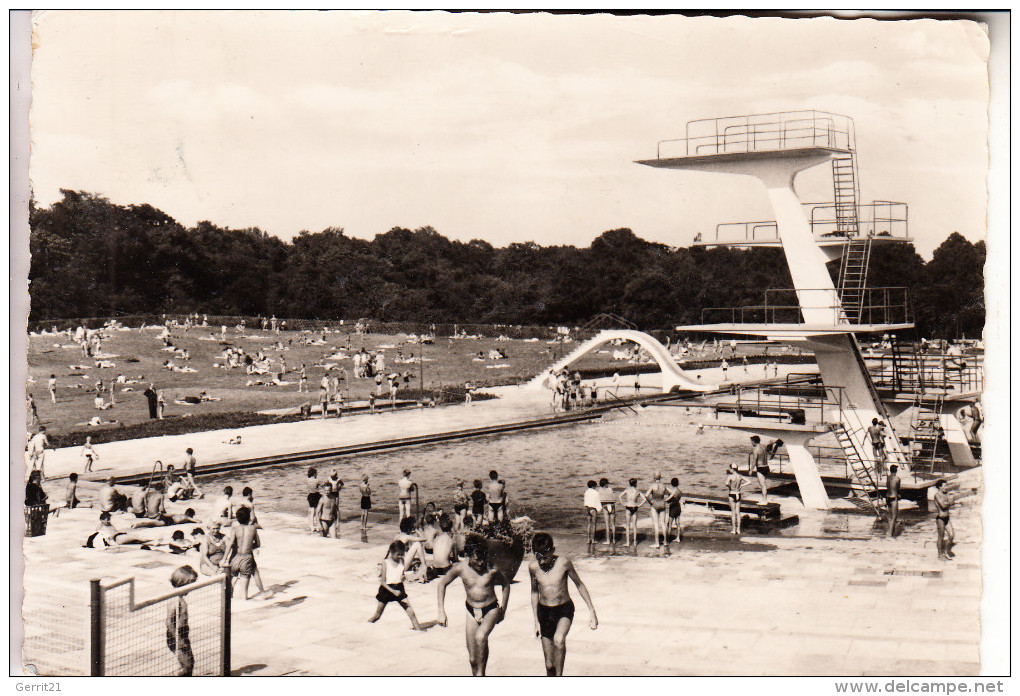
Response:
28,190,985,338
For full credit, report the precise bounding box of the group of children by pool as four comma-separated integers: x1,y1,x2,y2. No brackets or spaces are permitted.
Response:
583,474,686,551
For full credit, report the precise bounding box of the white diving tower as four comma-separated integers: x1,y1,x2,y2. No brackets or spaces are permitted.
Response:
637,111,914,511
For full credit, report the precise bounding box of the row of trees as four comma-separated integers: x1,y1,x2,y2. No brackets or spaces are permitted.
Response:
28,190,986,338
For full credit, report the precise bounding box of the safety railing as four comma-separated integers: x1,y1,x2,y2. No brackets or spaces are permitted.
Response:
655,110,855,159
700,286,911,326
869,350,985,394
708,201,909,245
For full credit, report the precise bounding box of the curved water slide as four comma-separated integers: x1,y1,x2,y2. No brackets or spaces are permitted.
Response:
526,329,716,392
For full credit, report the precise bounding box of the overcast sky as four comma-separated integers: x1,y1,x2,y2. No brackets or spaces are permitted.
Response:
29,11,991,258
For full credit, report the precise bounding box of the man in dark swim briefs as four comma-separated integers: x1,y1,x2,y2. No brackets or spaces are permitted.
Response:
529,532,598,676
485,470,507,523
436,536,512,676
886,464,901,538
934,478,955,560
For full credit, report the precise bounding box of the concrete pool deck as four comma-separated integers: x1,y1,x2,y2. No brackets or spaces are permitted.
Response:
19,465,983,676
32,363,810,483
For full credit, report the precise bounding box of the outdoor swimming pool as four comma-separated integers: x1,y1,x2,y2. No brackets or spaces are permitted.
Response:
199,406,829,530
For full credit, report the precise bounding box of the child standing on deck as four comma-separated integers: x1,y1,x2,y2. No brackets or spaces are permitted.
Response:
368,540,423,630
166,565,197,676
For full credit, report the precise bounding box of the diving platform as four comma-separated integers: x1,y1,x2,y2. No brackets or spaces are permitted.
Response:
693,200,911,250
638,110,920,512
677,323,914,337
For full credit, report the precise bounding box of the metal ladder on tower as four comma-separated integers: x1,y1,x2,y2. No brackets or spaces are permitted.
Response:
830,416,885,518
909,393,946,474
832,153,872,322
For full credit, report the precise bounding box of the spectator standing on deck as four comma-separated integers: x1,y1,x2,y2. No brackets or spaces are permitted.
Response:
886,464,901,538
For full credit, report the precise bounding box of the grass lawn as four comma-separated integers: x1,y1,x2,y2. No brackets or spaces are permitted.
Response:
25,325,588,441
26,324,791,445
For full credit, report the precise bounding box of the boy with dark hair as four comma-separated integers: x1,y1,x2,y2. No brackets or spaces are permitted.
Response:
529,532,598,676
436,536,513,676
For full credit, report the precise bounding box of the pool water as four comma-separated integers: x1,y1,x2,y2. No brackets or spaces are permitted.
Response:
199,408,774,528
198,406,933,539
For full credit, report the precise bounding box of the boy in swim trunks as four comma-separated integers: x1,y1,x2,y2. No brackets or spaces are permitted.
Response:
485,470,506,523
220,506,266,600
397,470,415,521
65,473,80,510
436,536,512,676
428,514,458,580
583,480,602,544
315,488,339,538
749,436,770,505
368,540,423,630
725,465,749,535
598,479,616,547
666,477,684,544
617,478,647,548
306,467,321,532
529,532,598,676
359,475,372,531
470,480,487,520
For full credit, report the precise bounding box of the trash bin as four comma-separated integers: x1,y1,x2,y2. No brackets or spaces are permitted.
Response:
25,504,50,537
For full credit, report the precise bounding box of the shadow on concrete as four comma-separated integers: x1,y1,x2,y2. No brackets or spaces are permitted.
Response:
232,663,268,675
